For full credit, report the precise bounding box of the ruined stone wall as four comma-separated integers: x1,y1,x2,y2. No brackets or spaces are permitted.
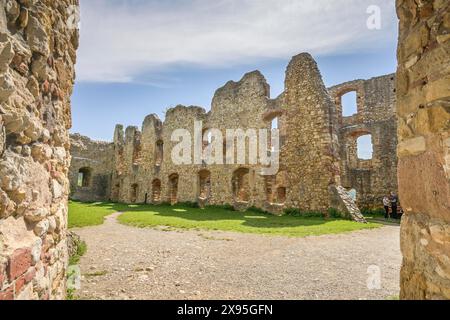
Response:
329,75,398,209
396,0,450,299
69,134,114,202
102,54,365,219
281,53,341,212
0,0,78,300
109,71,275,209
67,53,380,222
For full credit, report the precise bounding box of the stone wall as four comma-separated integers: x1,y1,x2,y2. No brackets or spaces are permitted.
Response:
396,0,450,299
329,75,398,209
69,53,373,221
0,0,78,300
281,53,341,212
69,134,114,202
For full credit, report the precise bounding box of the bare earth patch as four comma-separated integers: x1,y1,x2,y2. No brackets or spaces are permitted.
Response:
74,213,401,300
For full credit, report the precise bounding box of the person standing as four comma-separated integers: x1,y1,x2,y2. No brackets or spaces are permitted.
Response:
383,195,391,219
390,192,399,219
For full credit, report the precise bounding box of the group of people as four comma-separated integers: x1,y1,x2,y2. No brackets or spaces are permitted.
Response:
383,192,401,220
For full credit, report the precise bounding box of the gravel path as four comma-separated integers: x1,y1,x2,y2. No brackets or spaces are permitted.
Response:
74,213,401,300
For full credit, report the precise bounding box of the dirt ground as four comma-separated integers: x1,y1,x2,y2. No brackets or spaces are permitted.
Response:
73,213,401,300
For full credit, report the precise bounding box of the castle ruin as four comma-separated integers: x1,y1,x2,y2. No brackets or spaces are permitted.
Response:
69,55,398,220
0,0,448,301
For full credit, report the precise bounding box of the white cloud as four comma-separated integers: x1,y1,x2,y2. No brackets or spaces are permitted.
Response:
76,0,397,83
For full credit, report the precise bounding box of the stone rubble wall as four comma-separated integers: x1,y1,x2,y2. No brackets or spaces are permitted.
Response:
69,134,114,202
396,0,450,299
68,54,395,221
281,53,342,212
328,75,398,209
0,0,79,300
69,53,385,221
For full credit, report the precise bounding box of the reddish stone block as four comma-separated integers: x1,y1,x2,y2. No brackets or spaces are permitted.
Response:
7,248,32,281
24,268,36,283
14,268,37,297
0,286,14,301
40,291,50,300
15,275,26,294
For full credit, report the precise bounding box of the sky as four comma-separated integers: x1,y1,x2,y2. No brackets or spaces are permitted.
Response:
71,0,399,159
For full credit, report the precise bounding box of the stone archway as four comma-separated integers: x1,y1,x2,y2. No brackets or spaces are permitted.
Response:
198,170,211,200
151,179,162,203
232,168,250,202
168,174,179,205
78,167,92,188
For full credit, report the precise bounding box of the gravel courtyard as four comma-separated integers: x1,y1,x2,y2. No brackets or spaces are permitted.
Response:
74,213,401,300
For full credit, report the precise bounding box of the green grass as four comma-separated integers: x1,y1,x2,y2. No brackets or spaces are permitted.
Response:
116,204,381,238
68,201,131,228
68,240,87,266
69,201,381,237
85,270,108,277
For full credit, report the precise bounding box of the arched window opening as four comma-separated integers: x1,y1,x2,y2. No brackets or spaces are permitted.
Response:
271,117,279,130
276,187,287,204
169,174,179,205
264,176,275,203
232,168,250,202
152,179,162,203
341,91,358,117
77,167,92,188
202,128,212,148
156,140,164,166
198,170,211,200
223,139,228,163
357,135,373,160
133,143,142,166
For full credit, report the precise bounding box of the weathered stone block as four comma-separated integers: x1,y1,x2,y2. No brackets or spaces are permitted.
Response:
398,136,427,157
7,248,32,281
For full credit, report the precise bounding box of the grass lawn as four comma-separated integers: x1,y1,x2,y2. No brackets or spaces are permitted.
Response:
69,201,381,236
68,201,131,228
118,204,381,238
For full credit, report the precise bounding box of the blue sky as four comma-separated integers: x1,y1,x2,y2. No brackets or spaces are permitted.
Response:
71,0,398,148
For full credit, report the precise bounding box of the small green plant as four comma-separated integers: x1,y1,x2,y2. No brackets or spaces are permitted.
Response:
205,204,235,211
177,201,200,208
361,208,385,217
85,270,108,277
284,208,325,218
69,240,87,266
283,208,302,216
328,208,345,219
302,211,326,218
66,288,78,300
247,206,270,215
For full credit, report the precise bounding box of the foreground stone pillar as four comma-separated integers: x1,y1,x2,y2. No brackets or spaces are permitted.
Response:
0,0,79,300
396,0,450,299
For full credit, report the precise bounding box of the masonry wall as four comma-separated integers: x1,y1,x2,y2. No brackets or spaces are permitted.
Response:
72,53,369,221
281,53,341,212
69,134,114,202
329,75,398,209
396,0,450,299
67,51,399,223
0,0,79,300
